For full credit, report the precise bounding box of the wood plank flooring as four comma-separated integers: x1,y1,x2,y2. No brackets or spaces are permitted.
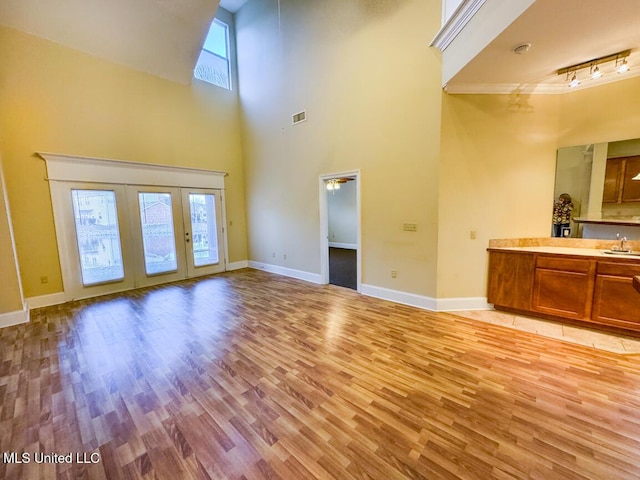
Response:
2,269,640,479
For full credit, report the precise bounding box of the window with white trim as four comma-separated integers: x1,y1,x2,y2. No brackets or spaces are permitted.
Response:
194,18,231,90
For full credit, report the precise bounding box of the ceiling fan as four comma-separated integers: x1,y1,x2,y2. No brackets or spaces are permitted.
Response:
326,177,354,191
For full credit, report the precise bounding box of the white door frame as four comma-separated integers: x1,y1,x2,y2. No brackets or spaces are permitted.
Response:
319,170,361,291
42,153,229,302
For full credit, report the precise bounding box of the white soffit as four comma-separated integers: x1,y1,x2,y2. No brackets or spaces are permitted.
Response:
439,0,640,94
0,0,220,84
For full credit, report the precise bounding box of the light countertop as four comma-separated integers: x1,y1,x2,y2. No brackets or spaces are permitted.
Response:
488,238,640,260
489,245,640,259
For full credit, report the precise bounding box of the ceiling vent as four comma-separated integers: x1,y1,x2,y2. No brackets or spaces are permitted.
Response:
292,110,307,125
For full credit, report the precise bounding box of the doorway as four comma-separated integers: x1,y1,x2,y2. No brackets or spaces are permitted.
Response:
53,182,225,300
319,171,361,291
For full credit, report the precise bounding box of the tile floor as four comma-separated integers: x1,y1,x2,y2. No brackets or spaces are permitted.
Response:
454,309,640,354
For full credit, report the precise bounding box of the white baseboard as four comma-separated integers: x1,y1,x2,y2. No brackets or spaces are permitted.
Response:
361,284,437,311
227,260,249,271
22,276,489,317
328,242,357,250
26,292,67,310
0,308,29,329
435,296,492,311
361,284,490,312
248,261,322,284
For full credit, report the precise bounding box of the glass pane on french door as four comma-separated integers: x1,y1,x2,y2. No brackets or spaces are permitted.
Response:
138,192,178,275
71,189,125,285
188,193,219,266
182,188,225,277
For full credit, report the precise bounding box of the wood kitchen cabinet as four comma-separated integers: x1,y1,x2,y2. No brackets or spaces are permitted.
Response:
603,156,640,203
532,256,595,320
487,248,640,333
487,250,535,310
592,261,640,329
621,156,640,202
603,158,623,203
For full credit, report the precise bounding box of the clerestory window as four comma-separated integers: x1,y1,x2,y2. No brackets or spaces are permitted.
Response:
194,18,231,90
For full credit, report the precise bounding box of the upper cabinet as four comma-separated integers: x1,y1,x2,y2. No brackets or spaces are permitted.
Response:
603,156,640,204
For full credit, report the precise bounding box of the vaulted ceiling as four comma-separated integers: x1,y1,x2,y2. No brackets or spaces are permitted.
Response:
2,0,638,93
0,0,222,84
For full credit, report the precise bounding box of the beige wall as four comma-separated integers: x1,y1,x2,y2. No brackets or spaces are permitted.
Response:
0,26,248,298
438,77,640,299
4,5,640,309
236,0,443,296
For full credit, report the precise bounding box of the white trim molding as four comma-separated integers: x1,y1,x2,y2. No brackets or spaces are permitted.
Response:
430,0,487,51
361,284,438,311
361,284,491,312
227,260,249,271
0,308,29,329
319,170,362,291
26,292,68,310
444,69,640,95
39,152,227,189
435,296,492,311
249,261,322,285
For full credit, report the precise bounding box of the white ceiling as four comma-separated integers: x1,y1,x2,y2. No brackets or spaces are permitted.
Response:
0,0,221,84
447,0,640,94
2,0,636,93
219,0,249,13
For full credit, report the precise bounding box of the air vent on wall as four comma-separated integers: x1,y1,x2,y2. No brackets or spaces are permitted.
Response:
292,110,307,125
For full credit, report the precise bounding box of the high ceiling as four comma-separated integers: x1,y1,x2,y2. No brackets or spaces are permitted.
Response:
219,0,249,13
0,0,221,84
1,0,637,93
446,0,640,94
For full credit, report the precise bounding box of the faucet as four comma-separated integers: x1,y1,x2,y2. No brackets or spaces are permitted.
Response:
616,233,629,252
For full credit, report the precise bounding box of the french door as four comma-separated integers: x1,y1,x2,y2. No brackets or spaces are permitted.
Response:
54,182,226,299
181,189,225,278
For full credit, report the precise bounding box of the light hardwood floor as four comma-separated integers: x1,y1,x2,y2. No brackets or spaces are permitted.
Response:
2,269,640,479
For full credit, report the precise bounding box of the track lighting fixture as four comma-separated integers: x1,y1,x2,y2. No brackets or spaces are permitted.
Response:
568,72,580,88
557,49,631,88
616,57,629,74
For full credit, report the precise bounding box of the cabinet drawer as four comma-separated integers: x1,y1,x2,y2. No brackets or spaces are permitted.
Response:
536,255,591,273
597,261,640,277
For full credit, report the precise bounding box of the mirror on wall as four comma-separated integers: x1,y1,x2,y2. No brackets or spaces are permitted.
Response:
554,138,640,240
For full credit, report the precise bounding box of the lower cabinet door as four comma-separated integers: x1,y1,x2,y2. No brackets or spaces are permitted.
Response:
533,268,592,319
592,262,640,329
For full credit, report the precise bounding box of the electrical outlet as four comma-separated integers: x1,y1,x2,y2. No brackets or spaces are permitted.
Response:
40,276,48,284
272,252,276,258
283,254,287,260
403,223,417,232
470,230,477,240
391,270,397,278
